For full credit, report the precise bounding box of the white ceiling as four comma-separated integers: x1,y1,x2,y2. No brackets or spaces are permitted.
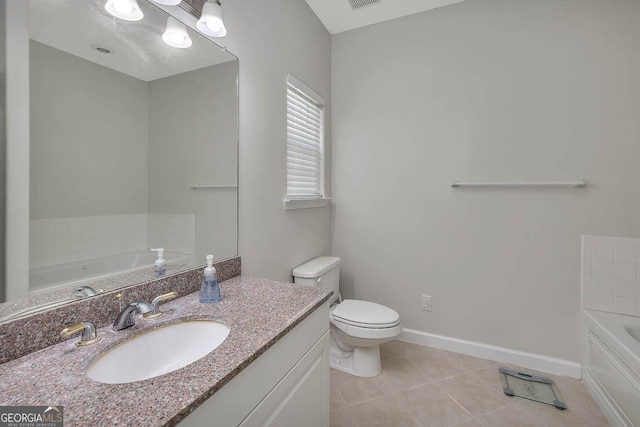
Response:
29,0,235,82
304,0,467,34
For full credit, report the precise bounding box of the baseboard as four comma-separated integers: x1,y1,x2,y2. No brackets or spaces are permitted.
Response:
399,328,581,379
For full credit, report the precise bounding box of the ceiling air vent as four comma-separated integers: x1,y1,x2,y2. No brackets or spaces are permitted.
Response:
347,0,380,11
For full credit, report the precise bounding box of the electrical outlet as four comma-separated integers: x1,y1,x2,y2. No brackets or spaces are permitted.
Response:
421,295,432,311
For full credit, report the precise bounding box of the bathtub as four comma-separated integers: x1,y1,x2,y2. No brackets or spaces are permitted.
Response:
582,309,640,426
29,249,191,293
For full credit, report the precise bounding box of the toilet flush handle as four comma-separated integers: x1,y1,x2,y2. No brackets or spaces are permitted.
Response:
316,277,322,283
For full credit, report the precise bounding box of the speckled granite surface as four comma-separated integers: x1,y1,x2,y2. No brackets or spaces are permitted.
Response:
0,276,332,426
0,257,241,364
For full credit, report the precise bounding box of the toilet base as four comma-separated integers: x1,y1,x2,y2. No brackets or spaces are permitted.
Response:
329,332,382,377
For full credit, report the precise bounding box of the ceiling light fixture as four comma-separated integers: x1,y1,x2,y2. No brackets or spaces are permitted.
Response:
104,0,144,21
195,0,227,38
162,16,193,48
149,0,182,6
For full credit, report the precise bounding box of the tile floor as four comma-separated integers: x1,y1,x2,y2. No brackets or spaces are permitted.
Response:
330,340,610,427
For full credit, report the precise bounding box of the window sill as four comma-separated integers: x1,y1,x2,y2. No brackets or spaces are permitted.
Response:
283,198,331,211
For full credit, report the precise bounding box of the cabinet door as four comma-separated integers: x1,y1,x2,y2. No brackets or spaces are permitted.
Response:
240,331,330,427
180,302,330,427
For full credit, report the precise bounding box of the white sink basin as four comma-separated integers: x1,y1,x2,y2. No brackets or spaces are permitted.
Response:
87,320,230,384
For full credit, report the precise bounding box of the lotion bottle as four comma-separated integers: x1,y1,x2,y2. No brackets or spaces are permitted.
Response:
199,255,220,303
151,248,166,277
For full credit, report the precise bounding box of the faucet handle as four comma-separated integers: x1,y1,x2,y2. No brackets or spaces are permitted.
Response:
60,322,101,346
144,291,178,319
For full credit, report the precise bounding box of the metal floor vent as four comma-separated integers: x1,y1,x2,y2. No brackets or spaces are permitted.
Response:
347,0,381,11
499,367,567,410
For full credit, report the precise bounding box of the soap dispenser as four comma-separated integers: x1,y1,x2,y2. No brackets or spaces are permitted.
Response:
151,248,166,277
199,255,220,303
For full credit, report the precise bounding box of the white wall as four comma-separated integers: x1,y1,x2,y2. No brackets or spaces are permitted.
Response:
331,0,640,362
221,0,332,281
30,41,149,219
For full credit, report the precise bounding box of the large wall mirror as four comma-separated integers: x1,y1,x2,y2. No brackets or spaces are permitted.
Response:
0,0,238,321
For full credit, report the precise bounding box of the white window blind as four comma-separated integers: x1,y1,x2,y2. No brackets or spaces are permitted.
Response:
286,74,324,199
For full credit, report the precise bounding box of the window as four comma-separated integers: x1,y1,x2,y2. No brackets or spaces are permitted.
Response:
284,74,329,210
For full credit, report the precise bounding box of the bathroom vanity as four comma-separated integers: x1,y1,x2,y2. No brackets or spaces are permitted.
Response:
181,291,331,427
0,275,332,426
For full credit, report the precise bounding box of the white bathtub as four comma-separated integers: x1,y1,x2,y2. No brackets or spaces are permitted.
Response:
582,309,640,426
29,250,191,293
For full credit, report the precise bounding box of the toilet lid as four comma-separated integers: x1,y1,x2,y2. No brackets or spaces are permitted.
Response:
331,299,400,328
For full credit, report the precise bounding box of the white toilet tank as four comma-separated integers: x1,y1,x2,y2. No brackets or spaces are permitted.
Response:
293,256,340,303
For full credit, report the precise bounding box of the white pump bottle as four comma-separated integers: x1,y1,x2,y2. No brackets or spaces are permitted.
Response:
151,248,166,277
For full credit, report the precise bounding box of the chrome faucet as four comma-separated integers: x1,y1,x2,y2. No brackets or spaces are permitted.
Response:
143,292,178,319
113,302,154,331
74,285,102,298
60,321,101,346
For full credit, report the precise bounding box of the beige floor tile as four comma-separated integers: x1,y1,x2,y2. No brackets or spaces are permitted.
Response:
330,382,348,411
451,420,483,427
381,340,428,361
559,380,609,424
332,343,610,427
397,383,473,427
469,366,504,393
475,404,542,427
331,369,391,406
516,398,609,427
330,407,357,427
331,395,420,427
438,372,512,416
378,356,433,393
380,340,440,360
404,347,467,381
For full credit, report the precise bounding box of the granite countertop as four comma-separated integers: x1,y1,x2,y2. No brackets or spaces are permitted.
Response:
0,276,332,426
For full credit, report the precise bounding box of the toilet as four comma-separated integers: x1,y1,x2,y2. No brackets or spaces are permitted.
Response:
293,256,401,377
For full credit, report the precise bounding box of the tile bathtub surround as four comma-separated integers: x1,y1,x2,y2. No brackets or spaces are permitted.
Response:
0,256,240,364
30,213,195,269
30,214,148,268
582,236,640,317
0,276,332,427
331,340,609,427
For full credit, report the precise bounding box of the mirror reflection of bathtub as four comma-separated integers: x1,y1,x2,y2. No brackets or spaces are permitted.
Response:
30,249,193,294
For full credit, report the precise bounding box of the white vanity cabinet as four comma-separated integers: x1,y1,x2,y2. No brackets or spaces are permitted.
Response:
181,301,330,427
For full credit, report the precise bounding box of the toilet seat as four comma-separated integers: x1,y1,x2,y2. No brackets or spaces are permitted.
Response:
331,299,400,328
330,300,401,340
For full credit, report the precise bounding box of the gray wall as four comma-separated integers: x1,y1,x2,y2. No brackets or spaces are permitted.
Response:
148,61,238,262
29,41,149,219
222,0,332,281
331,0,640,362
